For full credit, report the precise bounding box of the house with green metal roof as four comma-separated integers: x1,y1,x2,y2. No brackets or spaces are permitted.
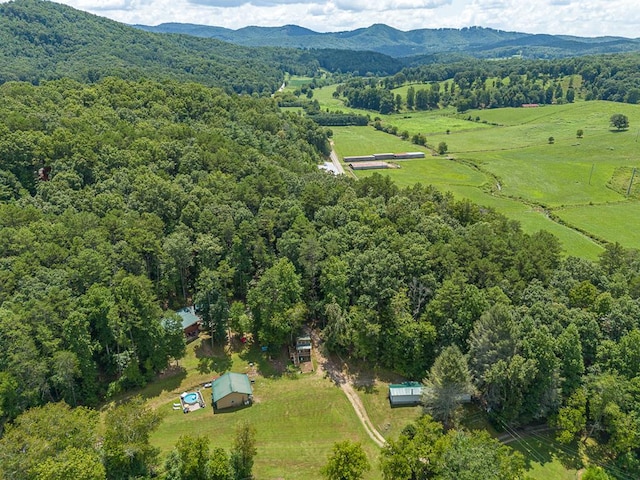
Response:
176,306,200,338
211,372,253,411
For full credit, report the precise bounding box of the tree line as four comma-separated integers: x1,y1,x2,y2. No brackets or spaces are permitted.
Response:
334,52,640,113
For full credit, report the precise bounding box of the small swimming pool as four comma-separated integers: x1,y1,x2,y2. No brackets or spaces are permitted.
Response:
183,392,199,404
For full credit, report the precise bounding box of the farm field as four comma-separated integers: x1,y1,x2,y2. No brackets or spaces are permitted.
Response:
556,201,640,246
325,99,640,257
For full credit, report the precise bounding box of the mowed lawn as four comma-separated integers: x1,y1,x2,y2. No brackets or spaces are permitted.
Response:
136,336,581,480
355,382,422,441
146,338,382,480
326,99,640,254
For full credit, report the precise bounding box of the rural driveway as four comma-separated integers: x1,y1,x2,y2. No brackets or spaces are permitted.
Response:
311,331,386,448
329,142,346,175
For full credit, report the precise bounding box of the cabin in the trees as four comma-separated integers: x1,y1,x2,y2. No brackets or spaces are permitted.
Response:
389,382,423,406
211,373,253,411
177,306,200,338
290,335,312,365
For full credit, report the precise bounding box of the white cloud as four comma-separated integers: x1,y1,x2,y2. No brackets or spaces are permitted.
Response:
11,0,639,37
332,0,451,12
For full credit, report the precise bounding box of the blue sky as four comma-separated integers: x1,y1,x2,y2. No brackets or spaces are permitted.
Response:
21,0,640,37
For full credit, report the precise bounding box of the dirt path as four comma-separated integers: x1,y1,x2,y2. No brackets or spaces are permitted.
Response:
311,331,386,448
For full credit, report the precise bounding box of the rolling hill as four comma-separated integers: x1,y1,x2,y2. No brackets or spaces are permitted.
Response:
136,22,640,59
0,0,402,91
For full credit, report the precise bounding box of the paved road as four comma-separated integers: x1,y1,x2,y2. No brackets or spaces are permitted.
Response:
329,142,345,175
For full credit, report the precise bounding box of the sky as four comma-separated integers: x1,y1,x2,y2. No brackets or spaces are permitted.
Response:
33,0,640,38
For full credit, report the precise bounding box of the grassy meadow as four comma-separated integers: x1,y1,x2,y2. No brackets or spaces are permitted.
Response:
141,337,407,479
322,91,640,259
137,335,581,479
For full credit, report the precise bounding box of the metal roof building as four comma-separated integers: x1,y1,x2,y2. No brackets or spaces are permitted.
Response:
211,372,253,410
349,161,390,170
389,382,423,406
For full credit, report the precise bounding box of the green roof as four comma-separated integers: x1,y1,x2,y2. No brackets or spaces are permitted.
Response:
389,381,422,390
177,306,199,330
211,373,253,403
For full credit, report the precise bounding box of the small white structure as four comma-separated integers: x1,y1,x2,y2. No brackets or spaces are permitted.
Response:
389,382,423,406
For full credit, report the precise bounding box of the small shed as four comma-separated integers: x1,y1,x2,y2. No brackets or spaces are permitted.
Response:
211,373,253,411
389,382,423,406
176,306,200,338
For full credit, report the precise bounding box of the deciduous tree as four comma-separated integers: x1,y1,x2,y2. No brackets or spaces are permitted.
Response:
230,421,257,480
610,113,629,130
322,440,370,480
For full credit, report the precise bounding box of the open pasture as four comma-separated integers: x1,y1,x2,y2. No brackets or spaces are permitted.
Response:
283,75,314,89
331,100,640,255
555,201,640,247
382,111,491,136
332,126,431,158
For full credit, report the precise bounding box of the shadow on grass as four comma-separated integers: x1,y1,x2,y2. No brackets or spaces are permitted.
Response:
101,365,189,408
194,340,232,374
239,344,285,378
506,429,583,472
212,403,253,415
345,357,411,394
141,365,189,399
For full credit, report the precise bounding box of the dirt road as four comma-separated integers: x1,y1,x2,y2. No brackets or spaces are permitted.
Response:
311,331,386,448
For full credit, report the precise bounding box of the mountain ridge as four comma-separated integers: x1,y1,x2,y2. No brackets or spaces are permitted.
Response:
135,22,640,59
0,0,403,90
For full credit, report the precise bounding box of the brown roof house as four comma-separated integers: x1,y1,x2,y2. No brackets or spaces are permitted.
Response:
211,373,253,411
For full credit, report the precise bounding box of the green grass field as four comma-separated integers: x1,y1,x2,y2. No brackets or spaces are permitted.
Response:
322,96,640,257
139,336,578,480
508,434,581,480
145,338,381,479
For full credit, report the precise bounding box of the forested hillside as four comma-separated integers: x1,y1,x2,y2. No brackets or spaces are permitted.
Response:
3,2,640,478
0,0,404,91
2,76,640,476
137,22,640,59
0,0,313,93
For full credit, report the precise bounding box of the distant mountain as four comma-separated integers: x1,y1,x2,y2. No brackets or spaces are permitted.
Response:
0,0,312,92
0,0,403,89
136,23,640,59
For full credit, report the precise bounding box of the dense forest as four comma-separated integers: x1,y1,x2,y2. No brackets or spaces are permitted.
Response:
0,0,406,92
2,1,640,479
1,76,640,477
